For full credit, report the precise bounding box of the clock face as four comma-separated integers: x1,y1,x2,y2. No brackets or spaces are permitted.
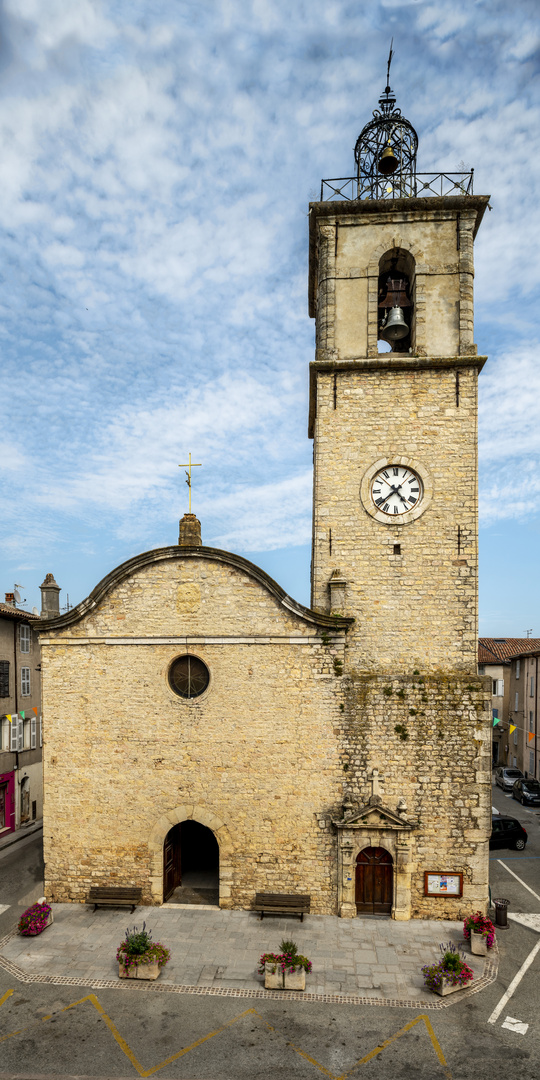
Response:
370,465,423,517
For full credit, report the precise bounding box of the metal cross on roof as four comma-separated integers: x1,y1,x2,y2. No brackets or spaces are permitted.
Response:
178,453,202,514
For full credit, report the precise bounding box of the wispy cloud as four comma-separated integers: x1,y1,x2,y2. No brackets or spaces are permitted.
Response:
0,0,539,612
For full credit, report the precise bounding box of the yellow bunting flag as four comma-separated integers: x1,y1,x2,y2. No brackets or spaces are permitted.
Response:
509,724,516,734
32,706,38,715
6,714,11,723
529,731,535,743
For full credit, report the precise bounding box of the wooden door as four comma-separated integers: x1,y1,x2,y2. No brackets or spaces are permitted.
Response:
163,825,182,901
355,847,393,914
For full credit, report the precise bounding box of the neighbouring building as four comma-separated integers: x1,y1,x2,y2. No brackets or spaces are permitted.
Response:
39,75,492,920
478,638,540,766
508,649,540,778
0,574,61,839
0,599,42,836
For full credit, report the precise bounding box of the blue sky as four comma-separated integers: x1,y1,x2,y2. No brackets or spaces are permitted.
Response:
0,0,539,636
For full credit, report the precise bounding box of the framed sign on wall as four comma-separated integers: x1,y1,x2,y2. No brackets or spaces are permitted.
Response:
424,872,463,898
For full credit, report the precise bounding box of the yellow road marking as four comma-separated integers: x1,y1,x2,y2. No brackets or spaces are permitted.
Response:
0,989,452,1079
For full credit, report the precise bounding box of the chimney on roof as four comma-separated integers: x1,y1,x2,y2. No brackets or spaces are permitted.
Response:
4,592,14,606
40,573,61,619
178,513,202,547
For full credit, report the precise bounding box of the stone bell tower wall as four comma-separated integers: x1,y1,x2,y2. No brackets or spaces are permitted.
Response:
310,356,483,672
308,195,489,674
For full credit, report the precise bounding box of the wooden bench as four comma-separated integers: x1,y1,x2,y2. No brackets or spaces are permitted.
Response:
87,886,142,913
254,892,311,921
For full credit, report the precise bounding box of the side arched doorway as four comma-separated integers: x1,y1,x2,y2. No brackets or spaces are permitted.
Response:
355,847,393,915
163,821,219,905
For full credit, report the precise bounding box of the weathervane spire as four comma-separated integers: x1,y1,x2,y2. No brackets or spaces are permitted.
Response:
386,37,394,90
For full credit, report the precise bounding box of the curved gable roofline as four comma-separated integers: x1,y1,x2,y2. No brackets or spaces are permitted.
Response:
37,545,354,633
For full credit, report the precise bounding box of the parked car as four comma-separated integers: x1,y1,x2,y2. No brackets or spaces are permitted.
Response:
495,767,525,792
512,778,540,806
490,815,528,851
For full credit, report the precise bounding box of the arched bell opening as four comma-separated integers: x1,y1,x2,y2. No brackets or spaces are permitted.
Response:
355,846,393,916
163,820,219,906
377,248,415,354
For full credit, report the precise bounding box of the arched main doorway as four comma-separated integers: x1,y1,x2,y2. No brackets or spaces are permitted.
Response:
163,821,219,905
355,847,393,915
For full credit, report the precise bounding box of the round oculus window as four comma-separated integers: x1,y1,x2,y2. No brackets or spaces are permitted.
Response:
168,655,209,699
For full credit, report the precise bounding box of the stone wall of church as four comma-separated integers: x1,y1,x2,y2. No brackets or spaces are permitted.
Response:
331,671,492,919
311,362,480,672
40,554,349,911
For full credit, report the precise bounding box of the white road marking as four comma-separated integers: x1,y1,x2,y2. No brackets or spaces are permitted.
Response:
508,913,540,932
498,860,540,904
0,904,10,915
488,937,540,1025
501,1016,529,1035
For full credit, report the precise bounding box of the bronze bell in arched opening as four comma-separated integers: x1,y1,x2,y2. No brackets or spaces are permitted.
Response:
380,306,409,341
377,144,399,175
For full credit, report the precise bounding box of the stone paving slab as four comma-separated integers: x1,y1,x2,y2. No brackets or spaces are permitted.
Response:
0,903,493,1006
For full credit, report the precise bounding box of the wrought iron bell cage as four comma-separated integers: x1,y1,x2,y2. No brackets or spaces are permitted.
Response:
354,81,418,201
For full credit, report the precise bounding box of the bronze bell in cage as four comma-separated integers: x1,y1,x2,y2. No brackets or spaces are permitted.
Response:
377,144,399,176
380,306,409,341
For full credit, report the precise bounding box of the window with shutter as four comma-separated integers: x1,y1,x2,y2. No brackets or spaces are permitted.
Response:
21,668,30,696
516,660,521,678
39,715,42,748
514,728,518,745
515,691,519,711
10,717,18,751
30,716,36,749
497,679,504,696
0,656,8,699
531,677,535,697
18,716,23,751
19,624,30,653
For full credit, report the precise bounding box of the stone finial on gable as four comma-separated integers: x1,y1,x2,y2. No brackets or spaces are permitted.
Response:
329,568,347,615
178,513,202,547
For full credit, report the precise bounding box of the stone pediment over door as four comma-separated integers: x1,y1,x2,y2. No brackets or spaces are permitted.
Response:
332,795,414,833
332,795,416,921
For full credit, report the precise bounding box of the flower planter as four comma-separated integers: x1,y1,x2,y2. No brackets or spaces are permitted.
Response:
265,962,284,989
470,930,488,956
432,976,472,997
284,968,306,991
24,910,54,936
264,963,307,991
118,960,160,980
18,906,53,936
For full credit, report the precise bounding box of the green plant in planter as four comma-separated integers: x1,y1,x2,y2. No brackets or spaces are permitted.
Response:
258,939,312,974
116,922,170,972
421,942,473,994
463,912,495,948
18,901,52,936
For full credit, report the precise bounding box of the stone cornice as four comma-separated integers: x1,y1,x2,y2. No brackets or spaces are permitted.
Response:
308,355,488,437
36,545,354,634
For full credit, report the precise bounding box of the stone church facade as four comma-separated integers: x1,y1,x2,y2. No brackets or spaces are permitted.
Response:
39,82,492,920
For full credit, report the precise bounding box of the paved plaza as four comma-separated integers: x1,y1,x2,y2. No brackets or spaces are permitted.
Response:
0,903,494,1005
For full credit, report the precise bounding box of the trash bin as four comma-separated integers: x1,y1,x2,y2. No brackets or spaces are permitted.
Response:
493,898,510,929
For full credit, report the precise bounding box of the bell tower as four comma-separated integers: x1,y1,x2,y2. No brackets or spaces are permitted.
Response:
308,71,489,673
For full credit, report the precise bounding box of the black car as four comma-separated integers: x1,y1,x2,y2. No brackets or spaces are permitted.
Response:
490,815,528,851
512,778,540,806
